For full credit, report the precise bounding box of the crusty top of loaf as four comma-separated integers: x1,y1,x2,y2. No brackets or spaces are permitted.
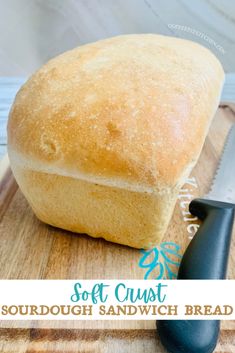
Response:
7,34,224,192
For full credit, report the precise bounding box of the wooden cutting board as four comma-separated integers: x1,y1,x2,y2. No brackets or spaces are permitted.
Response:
0,105,235,352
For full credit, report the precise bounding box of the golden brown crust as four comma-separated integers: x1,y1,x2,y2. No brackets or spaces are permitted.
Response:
10,164,179,249
8,34,224,190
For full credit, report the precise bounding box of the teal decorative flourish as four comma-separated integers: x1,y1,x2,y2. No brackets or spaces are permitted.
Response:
138,242,182,279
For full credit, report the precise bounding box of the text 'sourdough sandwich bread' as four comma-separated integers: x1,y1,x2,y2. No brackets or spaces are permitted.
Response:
7,34,224,249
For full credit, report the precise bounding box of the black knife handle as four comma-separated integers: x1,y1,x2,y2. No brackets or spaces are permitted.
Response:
157,198,235,353
179,198,235,279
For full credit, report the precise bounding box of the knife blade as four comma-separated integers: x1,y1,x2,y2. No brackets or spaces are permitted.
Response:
157,125,235,353
205,124,235,203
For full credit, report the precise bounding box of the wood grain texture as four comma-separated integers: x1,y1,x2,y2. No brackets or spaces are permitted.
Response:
0,328,234,353
0,106,235,352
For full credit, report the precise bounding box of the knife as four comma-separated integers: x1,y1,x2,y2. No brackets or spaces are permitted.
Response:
157,124,235,353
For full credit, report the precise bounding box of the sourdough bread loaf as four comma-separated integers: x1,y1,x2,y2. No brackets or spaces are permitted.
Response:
7,34,224,248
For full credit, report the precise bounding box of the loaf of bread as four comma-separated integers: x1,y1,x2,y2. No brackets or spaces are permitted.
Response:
7,34,224,248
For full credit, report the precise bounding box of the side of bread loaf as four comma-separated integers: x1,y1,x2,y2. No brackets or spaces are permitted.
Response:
10,165,179,248
7,34,224,248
